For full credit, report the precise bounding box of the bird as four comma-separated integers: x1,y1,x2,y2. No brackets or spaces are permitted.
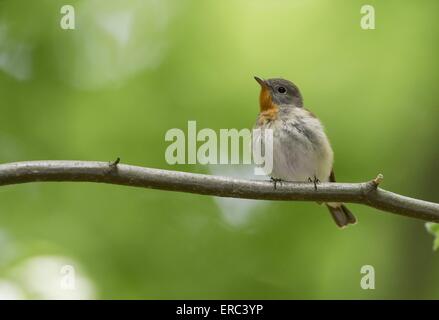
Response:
253,76,356,228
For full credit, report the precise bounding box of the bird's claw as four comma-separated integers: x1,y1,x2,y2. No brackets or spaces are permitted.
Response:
270,177,283,190
309,176,320,190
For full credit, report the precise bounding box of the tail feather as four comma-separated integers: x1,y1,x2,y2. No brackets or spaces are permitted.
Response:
326,204,357,228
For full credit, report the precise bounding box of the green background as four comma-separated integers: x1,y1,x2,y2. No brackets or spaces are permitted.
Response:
0,0,438,299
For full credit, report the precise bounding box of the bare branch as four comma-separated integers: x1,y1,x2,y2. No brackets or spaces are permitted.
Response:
0,160,438,223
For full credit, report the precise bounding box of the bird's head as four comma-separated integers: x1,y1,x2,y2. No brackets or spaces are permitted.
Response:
254,77,303,111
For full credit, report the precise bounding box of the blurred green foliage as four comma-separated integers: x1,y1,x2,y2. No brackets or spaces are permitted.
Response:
426,223,439,251
0,0,438,299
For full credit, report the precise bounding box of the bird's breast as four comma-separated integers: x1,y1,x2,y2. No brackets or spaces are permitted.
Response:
254,107,334,182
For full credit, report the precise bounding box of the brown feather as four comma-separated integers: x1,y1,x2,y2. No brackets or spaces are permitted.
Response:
257,86,279,125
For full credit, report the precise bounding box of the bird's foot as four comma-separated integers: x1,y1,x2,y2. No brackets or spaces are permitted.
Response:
308,176,320,190
270,177,283,190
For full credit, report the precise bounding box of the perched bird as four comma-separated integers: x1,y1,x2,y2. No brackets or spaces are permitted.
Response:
253,76,356,228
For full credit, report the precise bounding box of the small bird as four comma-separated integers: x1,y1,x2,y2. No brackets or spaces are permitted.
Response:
253,76,356,228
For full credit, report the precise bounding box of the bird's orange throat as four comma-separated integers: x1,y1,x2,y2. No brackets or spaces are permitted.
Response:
259,87,278,122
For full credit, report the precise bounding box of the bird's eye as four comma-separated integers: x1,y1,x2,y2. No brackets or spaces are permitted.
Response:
277,86,286,94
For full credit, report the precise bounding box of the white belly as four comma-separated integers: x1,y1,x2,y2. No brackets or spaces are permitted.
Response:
271,130,331,182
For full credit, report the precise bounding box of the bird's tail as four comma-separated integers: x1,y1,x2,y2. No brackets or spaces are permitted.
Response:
326,203,357,228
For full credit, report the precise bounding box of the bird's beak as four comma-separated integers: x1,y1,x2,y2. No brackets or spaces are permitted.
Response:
254,76,268,88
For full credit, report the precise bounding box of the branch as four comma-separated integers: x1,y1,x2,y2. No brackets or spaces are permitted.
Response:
0,160,438,223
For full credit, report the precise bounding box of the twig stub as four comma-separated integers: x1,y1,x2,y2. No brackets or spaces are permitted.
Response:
372,173,384,187
109,157,121,168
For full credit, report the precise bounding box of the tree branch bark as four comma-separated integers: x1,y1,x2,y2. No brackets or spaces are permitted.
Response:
0,160,438,223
